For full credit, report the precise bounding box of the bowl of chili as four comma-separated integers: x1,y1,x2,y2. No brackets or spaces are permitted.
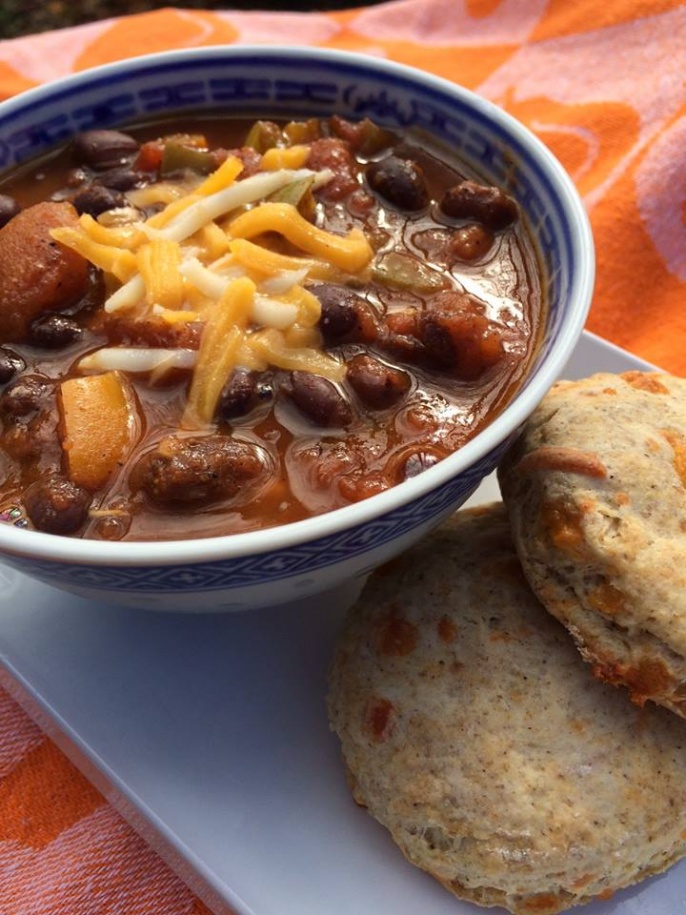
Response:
0,46,593,610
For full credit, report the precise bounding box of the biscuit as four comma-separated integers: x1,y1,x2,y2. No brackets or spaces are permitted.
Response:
498,370,686,717
327,504,686,915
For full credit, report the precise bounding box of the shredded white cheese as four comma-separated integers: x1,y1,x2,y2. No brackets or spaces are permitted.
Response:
79,347,198,374
50,147,370,426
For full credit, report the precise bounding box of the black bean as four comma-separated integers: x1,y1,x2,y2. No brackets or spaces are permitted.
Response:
71,129,139,170
216,370,267,421
97,167,147,191
0,194,20,228
0,347,25,384
23,475,91,535
283,371,352,428
440,180,519,231
0,374,53,419
72,184,127,217
346,354,411,409
134,435,265,506
309,283,377,346
29,314,83,349
366,155,429,212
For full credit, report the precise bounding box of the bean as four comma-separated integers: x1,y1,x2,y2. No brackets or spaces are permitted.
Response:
0,194,20,228
97,167,147,191
71,129,139,170
30,314,83,349
0,347,25,384
283,371,352,428
0,374,53,419
73,184,127,217
440,180,519,231
366,155,429,211
346,354,411,409
216,370,269,421
23,475,91,535
309,283,378,346
134,435,266,506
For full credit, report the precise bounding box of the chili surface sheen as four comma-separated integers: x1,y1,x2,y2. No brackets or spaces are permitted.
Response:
0,115,544,540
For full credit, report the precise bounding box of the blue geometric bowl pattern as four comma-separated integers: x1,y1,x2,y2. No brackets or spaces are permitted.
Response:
0,48,592,610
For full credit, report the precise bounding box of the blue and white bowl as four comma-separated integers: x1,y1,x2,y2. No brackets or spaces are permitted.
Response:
0,46,594,611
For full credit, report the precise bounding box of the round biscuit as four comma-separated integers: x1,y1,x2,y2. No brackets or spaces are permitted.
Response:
498,370,686,717
327,503,686,914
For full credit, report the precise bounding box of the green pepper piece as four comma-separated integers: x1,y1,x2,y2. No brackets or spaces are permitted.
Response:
372,251,450,293
269,176,317,221
244,120,283,153
160,142,215,176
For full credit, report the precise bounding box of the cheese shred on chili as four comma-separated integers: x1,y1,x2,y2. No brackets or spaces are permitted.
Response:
53,151,370,420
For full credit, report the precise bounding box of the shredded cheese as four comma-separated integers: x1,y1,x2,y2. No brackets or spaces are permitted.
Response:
137,238,184,310
227,238,345,283
50,226,138,283
77,213,145,250
227,202,373,273
183,277,255,427
260,145,309,171
79,347,197,374
50,142,362,426
247,328,346,381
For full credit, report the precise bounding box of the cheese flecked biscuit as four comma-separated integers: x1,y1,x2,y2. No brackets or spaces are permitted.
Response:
327,504,686,915
498,371,686,718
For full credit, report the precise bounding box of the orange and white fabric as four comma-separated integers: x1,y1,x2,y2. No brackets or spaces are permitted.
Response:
0,2,685,912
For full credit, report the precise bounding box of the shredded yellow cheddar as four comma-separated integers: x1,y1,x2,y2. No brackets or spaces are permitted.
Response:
183,277,255,427
50,149,360,425
137,238,184,310
50,226,138,283
78,214,146,250
194,155,243,196
226,238,343,282
127,182,192,208
193,221,232,261
228,202,373,273
146,194,202,230
248,328,345,381
260,145,309,171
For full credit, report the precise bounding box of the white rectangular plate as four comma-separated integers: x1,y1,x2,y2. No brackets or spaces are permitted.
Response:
1,331,684,915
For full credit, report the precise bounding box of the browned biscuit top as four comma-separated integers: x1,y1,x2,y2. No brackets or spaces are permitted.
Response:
327,503,686,915
498,371,686,715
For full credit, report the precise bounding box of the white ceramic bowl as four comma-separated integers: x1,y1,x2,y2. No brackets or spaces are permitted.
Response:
0,46,593,611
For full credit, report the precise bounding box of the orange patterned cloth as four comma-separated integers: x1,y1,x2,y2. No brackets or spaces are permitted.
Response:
0,2,684,912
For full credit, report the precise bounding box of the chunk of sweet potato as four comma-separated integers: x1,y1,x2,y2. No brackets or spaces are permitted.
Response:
0,201,89,342
59,371,137,491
